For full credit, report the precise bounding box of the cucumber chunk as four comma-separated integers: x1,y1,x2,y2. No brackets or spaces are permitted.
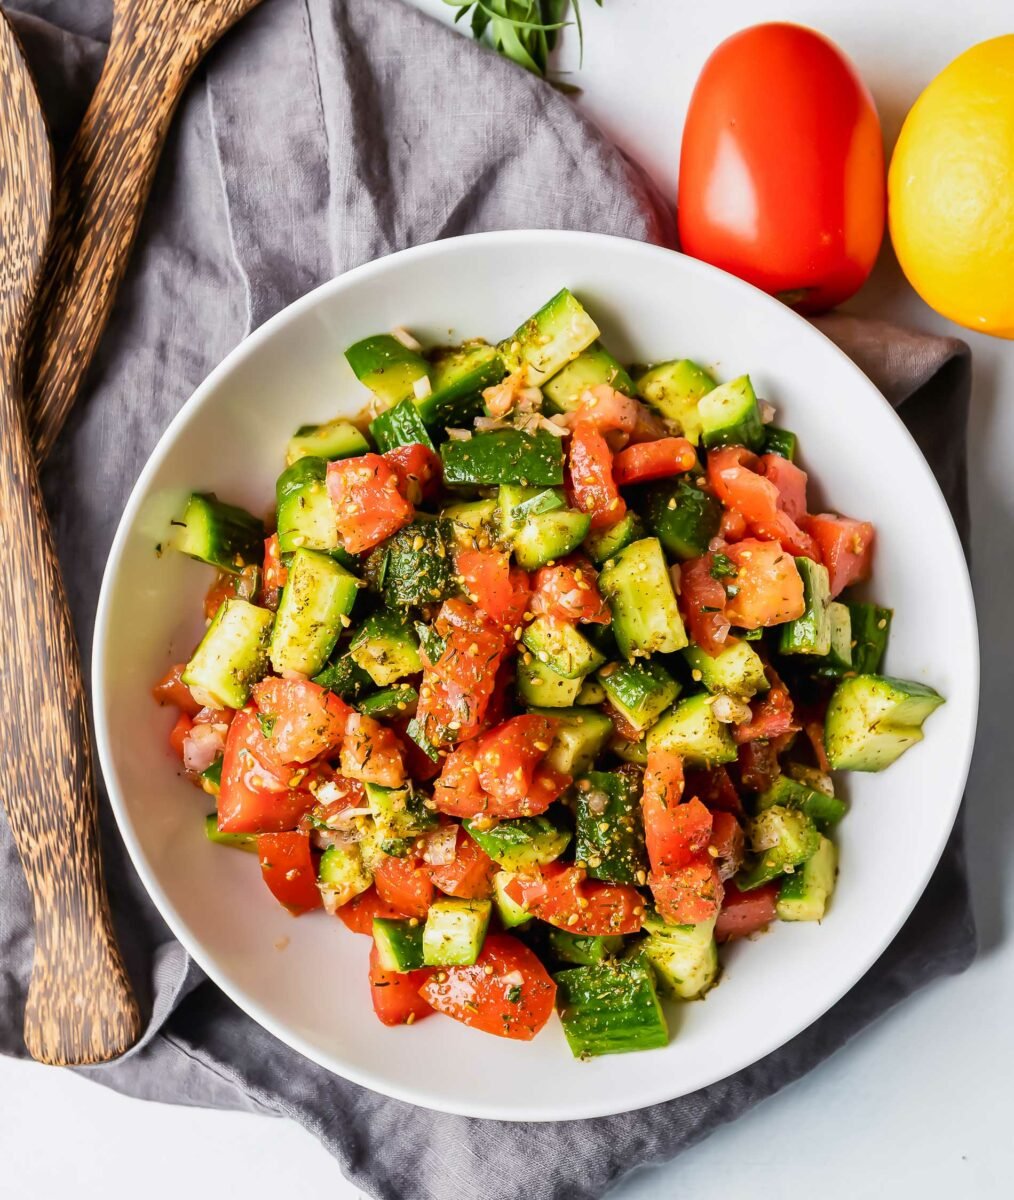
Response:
597,660,680,733
548,930,624,966
779,557,832,656
526,706,614,776
683,641,769,700
824,673,945,771
513,488,567,521
756,775,847,828
583,511,645,566
350,610,421,686
357,685,418,719
598,537,688,658
762,426,798,461
635,359,716,444
647,692,737,767
492,871,533,929
269,549,360,677
555,959,668,1058
514,509,591,571
813,601,853,678
523,615,605,679
346,334,430,406
286,418,369,465
611,733,648,766
698,374,765,451
516,658,584,707
312,651,373,699
318,843,373,912
203,814,257,853
365,782,437,847
422,898,492,967
777,835,837,922
847,603,893,674
370,518,455,608
443,498,498,551
575,770,647,884
183,598,273,709
638,912,719,1000
170,492,263,573
738,805,821,890
575,677,607,705
275,456,339,555
542,343,636,412
464,814,571,871
640,480,721,561
372,917,426,972
499,288,600,387
424,341,504,428
441,429,565,488
369,398,435,453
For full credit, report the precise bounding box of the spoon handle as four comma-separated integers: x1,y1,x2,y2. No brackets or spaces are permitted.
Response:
25,0,256,462
0,364,141,1064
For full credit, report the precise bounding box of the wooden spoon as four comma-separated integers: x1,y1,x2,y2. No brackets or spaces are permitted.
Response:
25,0,264,462
0,14,141,1064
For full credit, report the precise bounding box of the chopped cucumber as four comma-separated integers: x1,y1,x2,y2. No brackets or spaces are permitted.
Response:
200,758,223,795
492,871,533,929
542,343,636,412
443,498,498,551
523,615,605,679
698,374,764,451
365,782,438,846
738,805,821,890
813,601,853,678
170,492,263,573
422,898,492,967
183,598,273,709
464,814,571,871
762,426,798,461
777,835,837,922
514,509,591,571
513,488,567,521
548,930,624,966
350,610,421,686
275,456,339,555
203,814,257,853
611,733,648,766
847,603,893,674
357,685,418,719
318,843,373,911
597,660,680,733
583,511,645,566
638,912,719,1000
527,706,614,776
575,677,607,705
640,480,721,561
269,549,360,676
756,775,847,829
683,641,768,700
312,651,373,699
598,537,688,658
555,959,668,1058
824,673,945,771
441,429,565,488
516,657,584,707
499,288,600,387
779,557,832,656
345,333,430,407
424,341,504,428
369,398,435,453
635,359,716,444
372,917,425,972
575,770,646,884
371,517,455,608
286,418,369,465
647,692,737,767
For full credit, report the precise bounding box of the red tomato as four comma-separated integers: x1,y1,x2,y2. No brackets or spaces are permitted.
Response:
203,572,237,621
643,795,713,874
760,454,808,522
392,721,443,783
340,713,406,787
261,533,288,601
709,811,745,880
723,539,806,628
734,674,799,744
153,663,201,717
522,765,571,817
613,437,697,485
649,861,724,925
715,881,780,942
719,507,748,542
432,741,487,818
642,748,685,809
802,512,875,597
678,554,734,654
457,547,530,629
530,556,610,624
568,385,665,442
251,677,351,765
505,864,644,936
169,712,193,761
685,766,743,815
737,740,780,791
474,715,555,807
257,831,322,914
369,944,434,1026
383,443,443,506
567,423,625,531
326,454,413,554
678,22,885,313
336,886,409,935
217,709,315,833
418,934,556,1040
708,447,818,559
373,853,435,920
426,828,498,899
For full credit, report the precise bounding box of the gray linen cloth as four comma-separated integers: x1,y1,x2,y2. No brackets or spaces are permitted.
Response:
2,1,975,1197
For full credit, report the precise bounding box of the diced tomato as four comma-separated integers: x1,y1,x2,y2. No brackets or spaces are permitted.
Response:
456,548,530,630
505,864,644,936
530,555,610,624
257,831,322,914
301,775,366,832
474,715,555,807
373,853,435,920
153,663,201,717
326,454,413,554
801,712,831,774
568,384,665,442
169,712,193,760
649,860,724,925
522,765,571,817
432,741,487,818
603,702,641,743
643,795,713,874
719,507,748,542
685,765,744,815
340,713,406,787
383,443,443,506
392,721,443,783
737,739,780,791
715,881,780,942
723,539,806,628
567,422,625,531
482,655,515,731
734,671,799,744
709,811,745,880
251,677,351,766
802,512,875,597
203,563,260,621
708,446,819,559
261,533,288,601
217,708,315,833
336,886,409,935
760,453,809,522
426,827,498,899
679,554,734,654
642,748,685,809
612,437,697,485
419,934,556,1040
369,945,434,1026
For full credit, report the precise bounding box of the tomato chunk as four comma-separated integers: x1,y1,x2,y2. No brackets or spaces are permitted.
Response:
567,422,625,531
679,554,734,654
153,663,201,717
612,437,697,485
643,795,713,874
456,548,530,630
715,881,780,942
760,453,808,522
685,765,743,815
326,454,413,554
432,741,488,818
261,533,288,601
802,512,875,597
425,827,498,899
734,671,799,744
369,945,434,1026
530,555,610,624
474,715,555,808
383,442,443,506
217,708,315,833
505,864,644,935
340,713,406,787
568,384,665,442
709,811,745,880
257,831,322,914
373,854,435,920
336,886,409,935
169,712,192,761
723,539,806,628
737,739,780,791
708,446,819,559
649,860,724,925
251,677,351,765
418,934,556,1040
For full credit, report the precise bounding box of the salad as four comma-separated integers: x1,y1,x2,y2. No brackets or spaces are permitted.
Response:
154,288,945,1057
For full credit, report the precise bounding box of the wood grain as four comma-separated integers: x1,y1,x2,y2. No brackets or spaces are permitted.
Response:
0,12,141,1065
24,0,264,463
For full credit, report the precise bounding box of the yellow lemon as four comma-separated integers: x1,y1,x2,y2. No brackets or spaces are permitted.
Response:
889,35,1014,338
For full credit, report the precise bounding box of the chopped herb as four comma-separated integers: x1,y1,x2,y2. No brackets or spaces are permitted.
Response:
257,712,277,739
507,984,522,1003
709,553,738,580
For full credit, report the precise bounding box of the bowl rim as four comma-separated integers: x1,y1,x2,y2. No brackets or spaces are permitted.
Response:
93,229,979,1120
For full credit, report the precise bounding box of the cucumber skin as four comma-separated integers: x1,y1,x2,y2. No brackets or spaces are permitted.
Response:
171,492,264,573
441,429,565,488
639,481,721,561
574,770,647,885
370,398,435,453
555,959,668,1058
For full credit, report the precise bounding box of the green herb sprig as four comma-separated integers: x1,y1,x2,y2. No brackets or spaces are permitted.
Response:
443,0,602,83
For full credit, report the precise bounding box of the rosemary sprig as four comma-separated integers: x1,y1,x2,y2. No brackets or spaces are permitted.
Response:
443,0,603,82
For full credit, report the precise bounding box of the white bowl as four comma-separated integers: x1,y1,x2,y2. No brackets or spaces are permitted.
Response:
94,231,978,1121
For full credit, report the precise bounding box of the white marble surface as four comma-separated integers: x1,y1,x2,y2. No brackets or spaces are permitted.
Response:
4,1,1013,1195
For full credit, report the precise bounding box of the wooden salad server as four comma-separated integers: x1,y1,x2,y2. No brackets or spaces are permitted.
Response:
25,0,265,461
0,13,140,1064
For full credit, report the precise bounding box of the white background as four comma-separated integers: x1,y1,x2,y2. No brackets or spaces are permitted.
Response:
3,1,1013,1196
